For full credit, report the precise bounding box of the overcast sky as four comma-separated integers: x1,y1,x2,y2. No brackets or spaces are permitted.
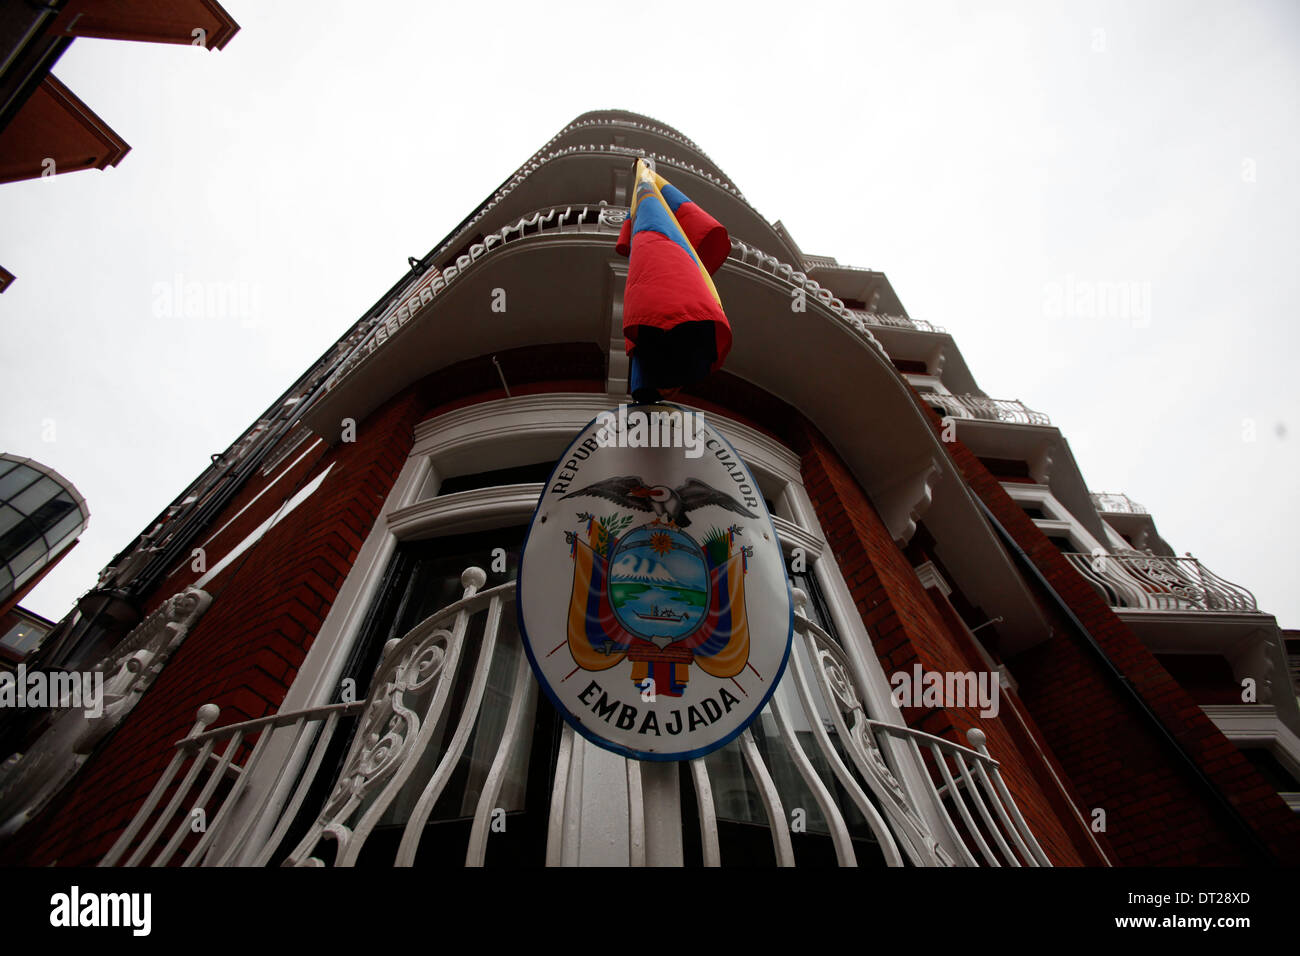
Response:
2,0,1296,628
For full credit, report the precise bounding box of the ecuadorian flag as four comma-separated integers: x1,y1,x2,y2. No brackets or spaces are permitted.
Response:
616,159,731,394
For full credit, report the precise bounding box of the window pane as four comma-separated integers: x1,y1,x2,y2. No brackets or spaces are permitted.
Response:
704,562,881,845
1,620,49,656
27,490,76,535
345,527,530,831
0,504,22,539
44,510,85,552
456,613,532,816
0,465,38,500
8,536,48,579
0,516,42,562
11,475,59,514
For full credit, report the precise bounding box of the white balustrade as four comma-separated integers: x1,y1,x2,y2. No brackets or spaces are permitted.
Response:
919,392,1051,426
1062,552,1258,613
102,569,1051,867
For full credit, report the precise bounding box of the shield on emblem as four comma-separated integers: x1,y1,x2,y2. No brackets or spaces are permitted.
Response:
517,402,793,761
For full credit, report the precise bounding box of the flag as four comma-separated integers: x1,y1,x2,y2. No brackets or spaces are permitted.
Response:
616,159,731,399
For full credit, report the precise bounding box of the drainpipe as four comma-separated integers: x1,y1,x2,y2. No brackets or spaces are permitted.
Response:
975,498,1277,863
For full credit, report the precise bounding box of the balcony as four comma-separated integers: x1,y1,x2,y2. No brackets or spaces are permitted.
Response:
1061,552,1259,613
97,569,1051,867
850,309,948,334
920,392,1051,427
1090,492,1148,515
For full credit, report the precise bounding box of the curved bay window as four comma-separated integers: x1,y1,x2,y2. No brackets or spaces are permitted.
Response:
267,397,920,867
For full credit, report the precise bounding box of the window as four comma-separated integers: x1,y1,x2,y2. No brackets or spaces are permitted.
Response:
0,466,38,500
1046,535,1076,555
0,459,86,602
281,526,560,867
0,618,50,660
1000,483,1107,556
1239,745,1300,793
678,558,890,867
269,395,917,866
435,460,555,497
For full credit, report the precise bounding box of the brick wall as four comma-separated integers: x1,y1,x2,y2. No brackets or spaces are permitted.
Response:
9,350,1292,867
0,390,423,866
919,400,1300,864
792,420,1096,866
1,343,605,866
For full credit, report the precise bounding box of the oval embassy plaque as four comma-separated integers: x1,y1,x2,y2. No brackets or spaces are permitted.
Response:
517,402,793,761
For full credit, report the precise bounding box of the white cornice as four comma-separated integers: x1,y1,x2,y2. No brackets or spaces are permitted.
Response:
772,515,824,558
387,484,543,539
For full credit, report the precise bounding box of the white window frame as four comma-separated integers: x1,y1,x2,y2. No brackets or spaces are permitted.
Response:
1201,705,1300,811
227,392,960,863
1001,482,1109,555
904,373,950,396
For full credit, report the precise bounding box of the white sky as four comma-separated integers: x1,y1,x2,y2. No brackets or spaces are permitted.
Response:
1,0,1296,627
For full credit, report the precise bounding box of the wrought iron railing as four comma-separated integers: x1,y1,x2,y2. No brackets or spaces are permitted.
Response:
919,392,1051,426
100,570,1050,867
850,309,948,334
1062,552,1259,613
792,613,1049,866
1089,492,1149,515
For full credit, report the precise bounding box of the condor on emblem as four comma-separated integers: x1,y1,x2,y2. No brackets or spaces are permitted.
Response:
518,403,793,761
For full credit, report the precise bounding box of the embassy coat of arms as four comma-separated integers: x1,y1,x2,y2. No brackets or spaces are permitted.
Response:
518,404,793,761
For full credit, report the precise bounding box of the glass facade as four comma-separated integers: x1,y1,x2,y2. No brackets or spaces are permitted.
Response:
0,455,88,606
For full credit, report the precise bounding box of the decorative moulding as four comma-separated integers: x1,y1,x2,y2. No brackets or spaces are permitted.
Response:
0,587,212,838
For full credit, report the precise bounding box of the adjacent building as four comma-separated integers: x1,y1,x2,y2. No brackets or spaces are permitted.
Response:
0,453,88,625
0,0,239,290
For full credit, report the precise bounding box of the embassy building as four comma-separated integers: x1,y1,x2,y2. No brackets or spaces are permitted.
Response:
1,111,1297,868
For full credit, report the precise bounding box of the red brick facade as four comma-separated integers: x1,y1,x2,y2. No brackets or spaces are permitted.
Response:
915,398,1300,865
4,358,1295,867
0,345,605,867
0,390,424,866
792,421,1100,866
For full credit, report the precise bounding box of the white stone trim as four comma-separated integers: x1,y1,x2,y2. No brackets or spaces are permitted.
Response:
387,484,543,539
193,464,334,590
914,560,952,598
198,439,325,552
0,587,213,838
904,373,950,395
236,392,960,864
1201,704,1300,798
780,482,967,862
1001,482,1108,555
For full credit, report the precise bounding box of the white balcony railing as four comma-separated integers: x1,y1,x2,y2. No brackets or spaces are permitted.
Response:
1089,492,1149,515
1062,552,1259,613
850,310,948,334
920,393,1051,427
100,569,1049,867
